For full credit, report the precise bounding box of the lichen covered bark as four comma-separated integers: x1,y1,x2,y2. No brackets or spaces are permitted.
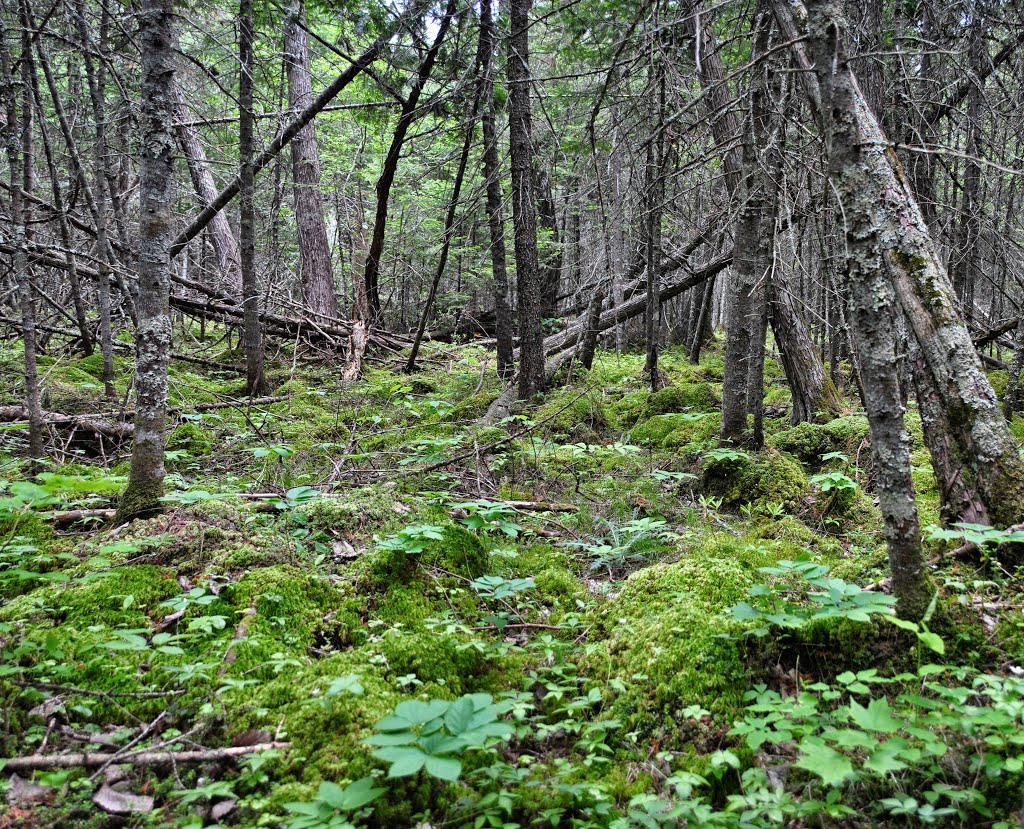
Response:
118,0,175,522
806,0,934,619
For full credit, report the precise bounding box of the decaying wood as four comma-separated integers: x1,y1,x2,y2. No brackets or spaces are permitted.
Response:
0,742,290,771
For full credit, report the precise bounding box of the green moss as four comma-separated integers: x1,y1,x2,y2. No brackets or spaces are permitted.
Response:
301,488,406,537
167,422,214,456
226,565,341,675
0,560,179,626
629,412,717,451
1009,415,1024,445
768,416,870,468
419,524,489,578
534,388,608,440
377,629,496,694
533,566,583,608
599,554,757,726
700,450,807,511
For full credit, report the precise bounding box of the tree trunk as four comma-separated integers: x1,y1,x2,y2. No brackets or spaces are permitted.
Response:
1005,319,1024,417
781,0,1024,531
718,8,770,444
479,0,514,379
535,166,561,320
406,114,475,372
507,0,546,398
118,0,175,522
74,1,119,397
362,0,455,324
238,0,266,395
171,83,243,293
770,278,843,424
1,9,44,461
801,0,935,618
284,0,339,319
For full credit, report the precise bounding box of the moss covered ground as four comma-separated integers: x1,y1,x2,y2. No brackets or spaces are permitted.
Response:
1,336,1023,828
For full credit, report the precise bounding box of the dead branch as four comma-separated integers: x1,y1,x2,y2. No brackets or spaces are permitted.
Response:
0,742,290,771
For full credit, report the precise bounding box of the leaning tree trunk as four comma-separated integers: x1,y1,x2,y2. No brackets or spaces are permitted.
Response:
770,278,843,424
802,0,933,619
507,0,546,399
171,83,243,293
780,0,1024,534
118,0,175,522
362,0,455,324
284,0,339,319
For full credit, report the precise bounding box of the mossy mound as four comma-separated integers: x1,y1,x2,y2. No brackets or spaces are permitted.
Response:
630,412,718,452
362,523,488,589
768,416,870,468
300,488,407,537
610,382,716,428
700,450,807,511
0,564,178,628
167,422,214,456
533,388,608,440
598,554,758,727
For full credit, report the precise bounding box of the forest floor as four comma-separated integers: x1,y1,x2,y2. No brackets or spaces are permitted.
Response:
1,336,1024,828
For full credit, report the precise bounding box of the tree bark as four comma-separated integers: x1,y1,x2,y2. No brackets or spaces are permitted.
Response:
479,0,514,380
117,0,175,522
780,0,1024,531
770,278,843,424
238,0,266,395
171,83,242,293
284,0,339,318
803,0,935,618
1,7,44,461
361,0,455,324
507,0,546,398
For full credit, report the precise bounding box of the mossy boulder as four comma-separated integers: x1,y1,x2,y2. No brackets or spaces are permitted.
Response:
611,383,716,429
599,555,756,725
167,422,214,456
768,416,870,468
700,450,807,511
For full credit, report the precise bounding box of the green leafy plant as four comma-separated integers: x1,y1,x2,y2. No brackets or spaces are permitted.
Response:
452,499,523,537
283,777,385,829
366,694,514,781
374,524,446,555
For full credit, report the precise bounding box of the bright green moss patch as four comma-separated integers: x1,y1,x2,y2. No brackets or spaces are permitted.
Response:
598,554,757,725
700,450,807,511
768,416,870,467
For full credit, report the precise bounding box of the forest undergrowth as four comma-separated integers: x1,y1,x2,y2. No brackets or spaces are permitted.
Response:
2,335,1024,828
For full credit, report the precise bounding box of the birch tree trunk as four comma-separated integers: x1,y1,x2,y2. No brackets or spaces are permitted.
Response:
118,0,175,522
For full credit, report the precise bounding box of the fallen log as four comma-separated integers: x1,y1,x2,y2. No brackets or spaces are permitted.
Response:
544,253,733,358
972,317,1021,349
0,742,290,771
0,406,133,439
